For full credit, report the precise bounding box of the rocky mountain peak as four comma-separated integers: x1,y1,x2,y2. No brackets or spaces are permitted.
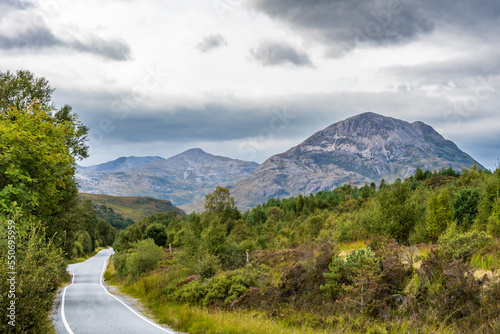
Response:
231,113,484,210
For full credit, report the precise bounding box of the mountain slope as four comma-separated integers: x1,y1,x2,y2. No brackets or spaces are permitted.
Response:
79,193,184,222
232,112,484,209
76,149,259,206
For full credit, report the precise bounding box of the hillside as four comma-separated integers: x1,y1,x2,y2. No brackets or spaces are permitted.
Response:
79,193,185,222
232,112,485,209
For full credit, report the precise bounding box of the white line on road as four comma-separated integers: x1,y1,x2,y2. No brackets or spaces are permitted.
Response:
99,250,176,334
61,274,75,334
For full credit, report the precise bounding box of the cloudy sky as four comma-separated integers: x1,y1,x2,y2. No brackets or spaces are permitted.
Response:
1,0,499,170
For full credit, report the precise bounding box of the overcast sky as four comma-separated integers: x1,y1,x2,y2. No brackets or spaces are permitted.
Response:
1,0,499,170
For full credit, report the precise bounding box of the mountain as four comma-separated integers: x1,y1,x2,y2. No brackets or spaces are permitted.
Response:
76,149,259,206
231,112,485,210
79,193,184,223
78,156,165,171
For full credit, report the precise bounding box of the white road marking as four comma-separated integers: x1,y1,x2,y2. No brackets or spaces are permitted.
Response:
99,250,176,334
61,274,75,334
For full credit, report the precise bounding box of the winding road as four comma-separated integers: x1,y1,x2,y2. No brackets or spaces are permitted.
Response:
53,248,177,334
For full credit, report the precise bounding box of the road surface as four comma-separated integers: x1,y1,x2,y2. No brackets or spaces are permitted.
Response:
53,248,177,334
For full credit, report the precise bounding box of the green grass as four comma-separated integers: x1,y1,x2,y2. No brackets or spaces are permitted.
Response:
471,253,500,271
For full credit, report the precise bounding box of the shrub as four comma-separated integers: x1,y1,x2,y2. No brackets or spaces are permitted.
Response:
144,223,168,247
113,251,129,278
221,241,246,270
113,238,163,279
431,259,481,321
0,219,66,334
439,230,492,261
172,267,260,307
196,254,221,279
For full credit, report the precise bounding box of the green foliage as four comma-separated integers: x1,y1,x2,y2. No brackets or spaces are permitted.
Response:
323,248,381,313
114,239,163,279
127,239,163,278
144,223,168,247
204,186,239,223
454,188,480,229
113,251,129,278
196,254,221,279
303,215,324,240
0,70,54,112
200,219,227,256
0,104,78,217
0,217,66,334
487,196,500,237
110,167,500,333
93,203,135,229
439,229,492,261
173,266,261,307
426,189,454,240
0,70,114,333
0,69,88,159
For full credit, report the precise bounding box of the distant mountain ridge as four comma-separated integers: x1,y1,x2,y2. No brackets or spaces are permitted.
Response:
78,156,165,171
76,149,259,206
76,113,485,212
231,112,484,209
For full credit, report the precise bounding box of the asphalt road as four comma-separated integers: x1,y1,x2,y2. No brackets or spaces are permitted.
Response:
53,248,177,334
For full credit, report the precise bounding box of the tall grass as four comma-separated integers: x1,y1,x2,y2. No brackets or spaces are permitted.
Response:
105,268,456,334
113,271,334,334
471,253,500,270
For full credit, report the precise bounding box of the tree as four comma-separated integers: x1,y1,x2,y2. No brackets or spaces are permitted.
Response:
427,189,454,240
323,248,381,313
453,188,480,230
487,197,500,237
204,186,239,223
0,70,54,112
0,70,88,160
0,104,78,217
415,167,425,181
200,218,227,256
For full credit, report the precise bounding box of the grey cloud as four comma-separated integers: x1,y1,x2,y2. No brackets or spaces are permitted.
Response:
250,41,313,67
83,105,303,144
384,51,500,86
69,36,131,61
0,0,32,10
0,3,131,61
196,34,228,53
249,0,500,56
0,25,61,49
